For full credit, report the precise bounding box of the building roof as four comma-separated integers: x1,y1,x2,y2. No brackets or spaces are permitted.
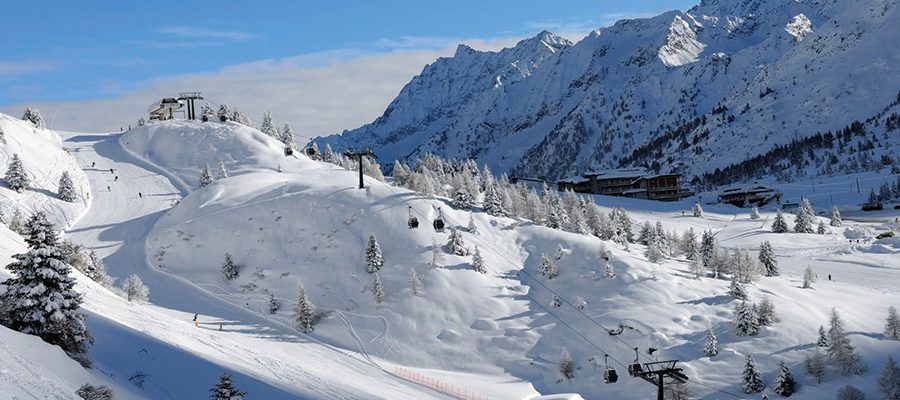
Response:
717,183,776,196
582,168,648,179
558,175,590,184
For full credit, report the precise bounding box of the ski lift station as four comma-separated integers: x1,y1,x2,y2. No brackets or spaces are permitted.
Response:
148,92,204,121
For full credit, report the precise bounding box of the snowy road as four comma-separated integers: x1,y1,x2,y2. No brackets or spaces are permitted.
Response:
61,132,446,399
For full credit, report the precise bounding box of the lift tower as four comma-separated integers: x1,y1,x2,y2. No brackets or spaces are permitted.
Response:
178,92,204,120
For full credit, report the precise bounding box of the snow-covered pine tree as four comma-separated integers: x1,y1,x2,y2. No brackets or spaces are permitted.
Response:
886,306,900,339
446,228,468,256
772,360,796,397
703,329,718,357
830,206,843,227
793,198,816,233
757,296,776,326
758,241,779,277
805,349,826,384
654,221,669,256
645,240,663,263
741,354,765,394
538,253,559,280
5,153,29,192
692,202,704,217
727,277,748,300
750,206,760,220
817,220,827,234
681,227,699,260
772,208,789,233
268,293,279,314
604,261,616,280
467,213,479,235
121,274,149,302
231,108,249,126
817,325,829,347
827,308,864,376
836,385,866,400
211,373,245,400
22,107,45,129
279,123,295,148
482,182,506,217
201,105,216,122
260,110,276,137
408,268,422,295
471,246,487,274
451,175,476,210
0,212,91,365
85,250,112,287
690,257,703,279
217,104,230,122
568,204,590,235
733,300,759,336
76,383,114,400
372,273,384,304
294,284,315,333
544,190,568,230
700,229,718,277
431,239,444,267
639,221,654,245
216,161,228,180
802,266,815,289
199,164,213,188
877,355,900,400
222,253,239,280
364,235,384,273
57,171,77,202
8,208,26,234
558,347,574,380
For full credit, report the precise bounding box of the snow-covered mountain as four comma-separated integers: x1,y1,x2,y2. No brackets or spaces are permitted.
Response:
318,0,900,183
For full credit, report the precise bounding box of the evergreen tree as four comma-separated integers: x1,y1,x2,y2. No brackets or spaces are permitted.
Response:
199,164,213,188
772,208,789,233
817,220,827,234
121,274,149,302
482,182,506,217
538,253,559,279
202,105,216,122
734,300,759,336
446,228,467,256
451,175,476,210
757,296,776,326
750,206,760,220
471,246,487,274
690,257,704,279
604,261,616,280
372,273,384,304
231,108,249,126
260,110,276,137
836,386,866,400
827,308,864,376
222,253,239,280
545,190,568,230
886,306,900,339
692,202,704,217
268,293,279,314
216,161,228,180
279,123,295,148
877,355,900,400
727,277,748,300
8,208,26,234
22,107,45,129
645,240,663,264
682,227,699,261
830,206,843,227
759,241,779,277
217,104,230,122
700,229,718,277
210,373,245,400
467,213,479,235
408,268,422,295
58,171,77,202
558,347,574,380
805,349,826,384
817,325,829,347
365,235,384,273
703,328,718,357
802,266,815,289
0,212,91,365
772,360,796,397
76,383,114,400
741,354,765,394
793,198,816,233
431,239,444,267
294,285,315,333
85,250,112,287
639,221,654,245
5,153,29,192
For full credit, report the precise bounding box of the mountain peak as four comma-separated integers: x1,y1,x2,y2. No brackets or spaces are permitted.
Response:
519,30,572,52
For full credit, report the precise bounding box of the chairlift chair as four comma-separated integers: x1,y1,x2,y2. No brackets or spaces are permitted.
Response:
284,146,294,156
306,147,317,157
433,207,445,232
407,206,419,229
603,354,619,384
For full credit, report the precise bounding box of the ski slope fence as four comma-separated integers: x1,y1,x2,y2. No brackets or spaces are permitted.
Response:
394,367,487,400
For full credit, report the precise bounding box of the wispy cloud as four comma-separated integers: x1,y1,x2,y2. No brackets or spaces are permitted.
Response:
0,61,57,75
158,26,260,41
146,41,227,49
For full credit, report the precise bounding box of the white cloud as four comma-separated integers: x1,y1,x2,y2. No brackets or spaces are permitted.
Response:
158,26,260,41
0,61,57,75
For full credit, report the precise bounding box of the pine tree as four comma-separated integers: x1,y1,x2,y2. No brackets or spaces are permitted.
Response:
121,274,149,302
802,266,815,289
700,229,717,275
8,208,26,234
827,308,864,376
57,171,77,202
604,261,615,280
772,208,789,233
76,383,114,400
793,198,816,233
538,253,559,279
727,277,748,300
878,355,900,400
431,239,444,267
817,325,829,347
836,385,866,400
639,221,654,245
830,206,843,227
645,240,663,264
211,373,245,400
201,105,216,122
217,104,230,122
22,107,45,129
817,220,827,234
446,228,467,256
692,202,704,217
772,360,796,396
471,246,487,274
482,182,506,217
682,227,699,261
408,268,422,295
279,123,295,148
268,293,279,314
558,347,574,380
703,328,718,357
750,206,760,220
805,349,826,384
886,306,900,339
467,213,479,235
199,164,213,188
294,284,315,333
372,273,384,304
734,300,759,336
231,108,249,125
5,153,29,192
0,212,91,365
741,354,765,394
757,296,776,326
758,241,779,277
260,110,276,137
690,257,703,279
365,235,383,273
85,250,112,287
451,175,476,210
216,161,228,180
222,253,239,280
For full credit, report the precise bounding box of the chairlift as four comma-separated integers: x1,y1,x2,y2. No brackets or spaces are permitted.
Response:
408,206,419,229
284,146,294,156
627,348,644,377
603,354,619,384
433,207,445,232
306,147,317,157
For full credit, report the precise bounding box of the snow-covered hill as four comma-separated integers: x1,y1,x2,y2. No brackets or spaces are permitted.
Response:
318,0,900,184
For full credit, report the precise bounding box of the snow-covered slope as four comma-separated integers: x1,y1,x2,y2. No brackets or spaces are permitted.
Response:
0,113,89,228
319,0,900,183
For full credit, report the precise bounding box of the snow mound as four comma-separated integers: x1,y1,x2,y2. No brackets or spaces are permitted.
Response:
658,15,707,67
785,14,813,42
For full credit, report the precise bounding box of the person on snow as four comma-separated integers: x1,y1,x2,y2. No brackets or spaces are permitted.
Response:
91,161,96,167
139,192,142,198
114,176,118,182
